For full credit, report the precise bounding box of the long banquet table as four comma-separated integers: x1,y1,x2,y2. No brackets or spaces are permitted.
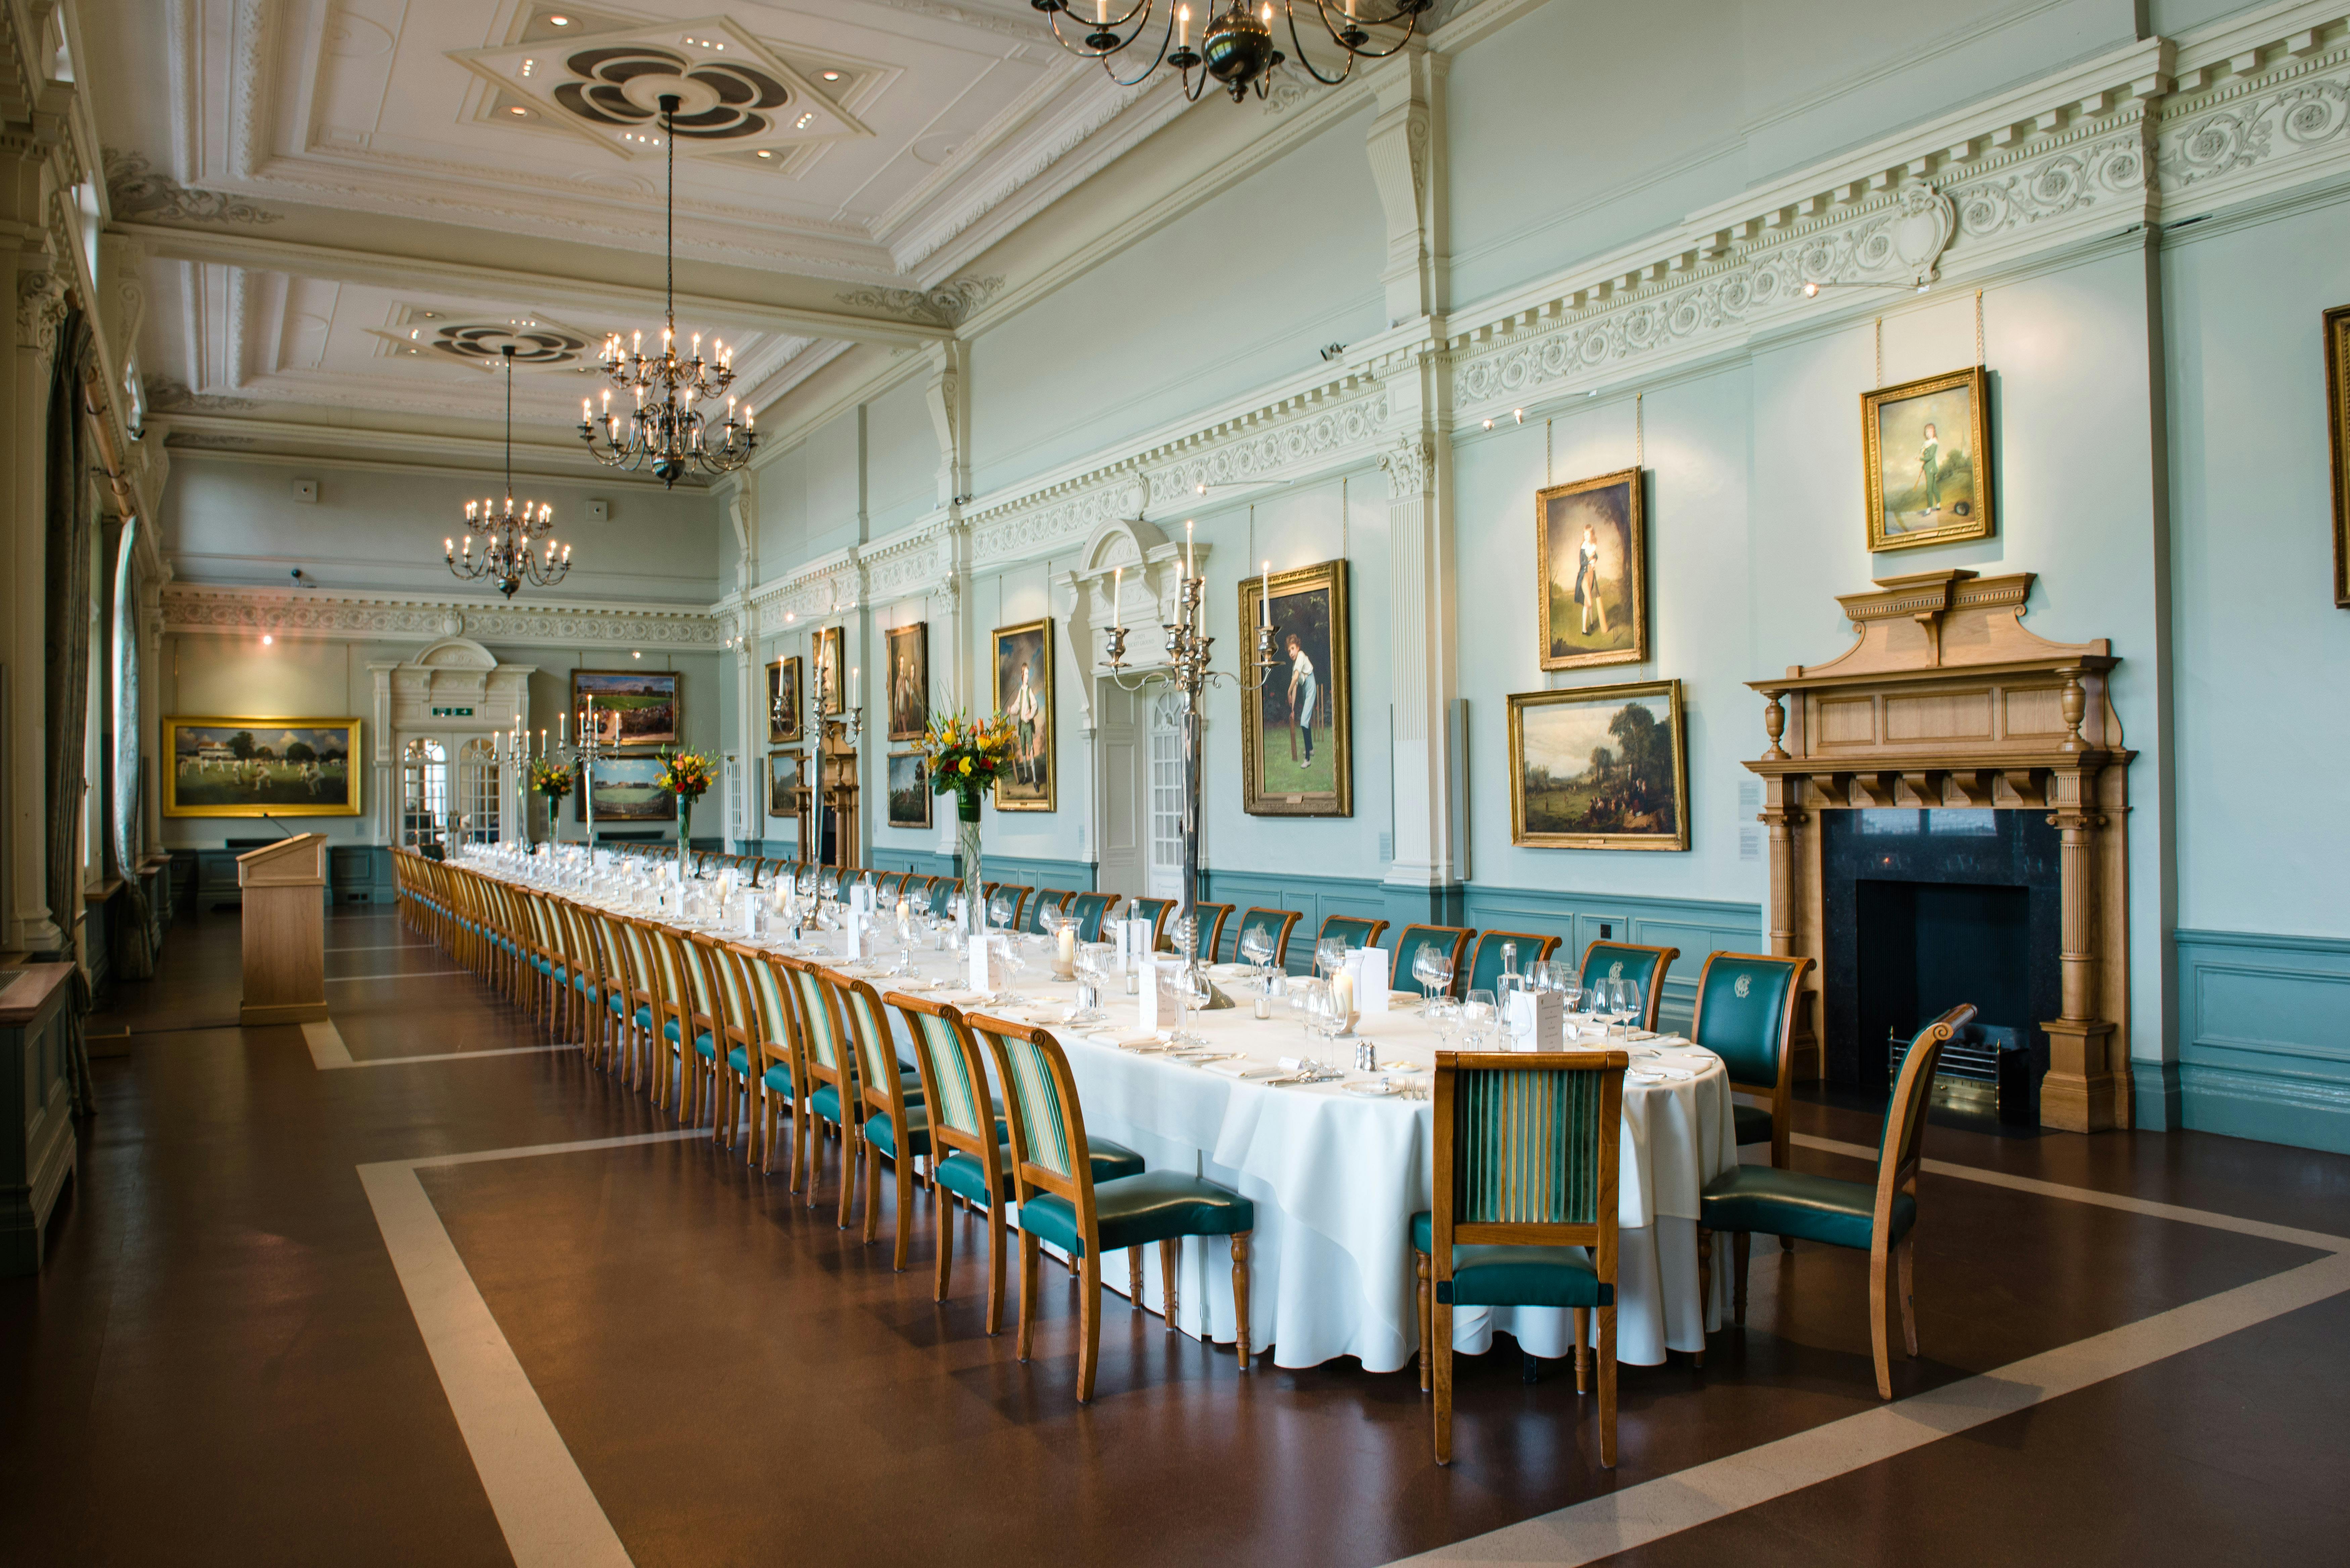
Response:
478,859,1735,1373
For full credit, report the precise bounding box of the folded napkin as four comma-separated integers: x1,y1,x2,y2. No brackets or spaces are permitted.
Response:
926,990,983,1006
1625,1029,1661,1042
1204,1059,1281,1079
1111,1032,1167,1051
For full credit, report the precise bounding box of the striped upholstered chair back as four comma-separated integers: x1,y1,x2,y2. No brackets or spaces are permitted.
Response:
970,1015,1086,1206
1432,1050,1627,1260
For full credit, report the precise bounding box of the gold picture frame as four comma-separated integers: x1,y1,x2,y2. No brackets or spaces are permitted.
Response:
767,750,803,818
572,669,680,751
991,618,1055,813
1864,364,1994,552
886,752,932,829
813,625,845,716
767,656,802,744
163,716,364,818
2323,304,2350,606
1507,680,1689,851
886,622,930,741
1536,467,1648,671
1239,558,1352,817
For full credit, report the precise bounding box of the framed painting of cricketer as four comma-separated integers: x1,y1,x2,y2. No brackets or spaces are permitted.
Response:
1507,679,1689,851
767,656,802,744
1537,467,1647,671
163,717,363,817
766,751,803,818
886,752,931,829
886,622,930,741
991,618,1054,812
572,669,679,751
1864,364,1994,552
812,625,846,717
2323,303,2350,606
1238,558,1352,817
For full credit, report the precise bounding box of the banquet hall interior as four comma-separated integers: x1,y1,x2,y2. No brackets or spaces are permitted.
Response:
5,0,2350,1561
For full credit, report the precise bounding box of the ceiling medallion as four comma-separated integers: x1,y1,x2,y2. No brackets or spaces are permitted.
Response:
579,95,756,487
450,347,572,599
1037,0,1430,103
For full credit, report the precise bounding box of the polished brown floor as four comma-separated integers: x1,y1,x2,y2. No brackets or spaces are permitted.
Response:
5,905,2347,1565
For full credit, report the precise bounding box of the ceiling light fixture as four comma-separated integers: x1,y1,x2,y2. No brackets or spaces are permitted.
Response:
451,345,571,598
821,70,842,81
1039,0,1429,104
549,13,571,24
580,94,756,486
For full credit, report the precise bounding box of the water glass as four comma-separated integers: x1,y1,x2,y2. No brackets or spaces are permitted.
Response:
1460,989,1499,1050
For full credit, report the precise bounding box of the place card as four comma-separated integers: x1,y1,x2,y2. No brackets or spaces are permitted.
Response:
1504,990,1564,1051
1347,946,1392,1016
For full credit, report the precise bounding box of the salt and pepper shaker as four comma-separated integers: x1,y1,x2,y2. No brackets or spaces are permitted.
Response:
1353,1038,1378,1073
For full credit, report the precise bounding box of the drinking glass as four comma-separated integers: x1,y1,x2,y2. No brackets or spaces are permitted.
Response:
989,891,1015,933
1173,963,1214,1046
1413,948,1454,1004
1316,935,1348,982
1426,996,1460,1053
818,868,840,903
1616,978,1644,1037
1289,977,1324,1042
1460,989,1499,1050
1240,924,1275,980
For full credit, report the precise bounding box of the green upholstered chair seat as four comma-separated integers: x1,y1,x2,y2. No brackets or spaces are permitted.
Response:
1732,1101,1774,1147
1020,1170,1253,1258
934,1137,1140,1210
632,1004,654,1030
690,1031,718,1059
1409,1212,1609,1308
762,1062,794,1099
811,1083,844,1124
863,1105,932,1161
726,1045,751,1074
1699,1164,1913,1252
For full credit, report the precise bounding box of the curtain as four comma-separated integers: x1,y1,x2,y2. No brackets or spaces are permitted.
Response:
110,512,154,980
40,309,96,1114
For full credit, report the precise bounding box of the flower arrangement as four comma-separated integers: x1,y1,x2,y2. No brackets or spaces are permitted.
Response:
915,708,1018,815
527,757,574,799
655,749,715,802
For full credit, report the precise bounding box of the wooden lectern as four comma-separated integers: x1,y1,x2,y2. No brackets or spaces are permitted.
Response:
237,834,329,1026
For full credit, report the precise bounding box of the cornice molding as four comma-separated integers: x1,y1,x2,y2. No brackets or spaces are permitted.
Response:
160,583,722,648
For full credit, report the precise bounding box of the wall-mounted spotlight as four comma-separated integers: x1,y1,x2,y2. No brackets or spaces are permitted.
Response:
1481,408,1524,432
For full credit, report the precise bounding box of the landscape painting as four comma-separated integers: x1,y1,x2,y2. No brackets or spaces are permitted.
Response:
768,656,801,744
1507,679,1689,850
1865,364,1994,551
163,717,362,817
767,751,803,818
1537,466,1647,670
991,618,1054,812
579,754,674,822
886,752,930,829
572,669,680,750
887,623,929,742
1239,559,1352,817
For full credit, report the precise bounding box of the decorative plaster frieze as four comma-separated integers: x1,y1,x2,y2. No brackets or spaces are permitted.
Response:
103,149,280,226
160,583,720,647
145,378,257,413
835,275,1006,327
2157,33,2350,214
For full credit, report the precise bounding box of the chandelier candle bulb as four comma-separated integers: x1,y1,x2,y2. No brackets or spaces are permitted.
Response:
1186,518,1196,581
1262,560,1271,626
1178,4,1189,44
1113,564,1123,627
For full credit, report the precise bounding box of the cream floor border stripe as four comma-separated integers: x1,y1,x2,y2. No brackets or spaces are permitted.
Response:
301,1019,354,1069
359,1131,703,1568
303,1017,580,1071
328,969,469,981
1387,1141,2350,1566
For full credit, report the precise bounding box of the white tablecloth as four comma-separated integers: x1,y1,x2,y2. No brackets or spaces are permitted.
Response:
456,861,1733,1373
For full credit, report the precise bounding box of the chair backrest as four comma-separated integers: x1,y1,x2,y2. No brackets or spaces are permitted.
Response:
1174,901,1233,961
1468,930,1562,997
1879,1004,1975,1195
616,919,659,1003
833,970,904,1127
780,957,847,1077
1689,952,1812,1095
924,876,957,918
1576,940,1680,1030
1028,889,1074,935
1317,914,1389,952
1431,1049,1628,1295
1391,925,1473,998
1237,908,1304,968
694,931,754,1048
634,918,690,1026
971,1015,1094,1236
728,942,795,1072
892,996,999,1168
989,885,1033,930
1067,891,1117,942
1127,896,1175,950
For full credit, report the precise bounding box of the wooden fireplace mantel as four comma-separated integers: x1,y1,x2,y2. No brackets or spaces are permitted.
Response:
1744,569,2132,1133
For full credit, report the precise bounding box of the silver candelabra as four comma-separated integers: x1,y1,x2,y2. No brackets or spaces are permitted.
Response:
544,696,621,852
1101,568,1277,966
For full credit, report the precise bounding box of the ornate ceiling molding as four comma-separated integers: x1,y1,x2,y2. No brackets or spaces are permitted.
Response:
160,583,721,648
835,275,1005,327
103,149,282,226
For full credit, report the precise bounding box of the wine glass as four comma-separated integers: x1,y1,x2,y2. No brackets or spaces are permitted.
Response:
989,891,1015,933
1315,935,1348,982
1461,989,1499,1050
1240,923,1275,980
1412,947,1453,1004
1173,962,1214,1046
818,867,840,903
1289,976,1324,1043
1616,977,1645,1038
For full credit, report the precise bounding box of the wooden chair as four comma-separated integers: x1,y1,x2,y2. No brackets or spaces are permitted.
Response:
1689,952,1814,1171
1576,939,1680,1031
923,876,958,919
973,1014,1255,1402
1171,901,1233,962
1391,924,1473,999
1699,1003,1976,1400
1235,908,1305,969
1127,896,1175,951
988,885,1033,931
780,958,864,1225
1466,929,1562,996
894,996,1142,1333
729,942,805,1184
1416,1047,1629,1467
1027,889,1075,935
1066,891,1119,942
835,969,932,1270
693,931,760,1154
1316,914,1389,952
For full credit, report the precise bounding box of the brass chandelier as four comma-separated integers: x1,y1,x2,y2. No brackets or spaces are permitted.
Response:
1038,0,1430,103
448,345,570,599
579,93,756,487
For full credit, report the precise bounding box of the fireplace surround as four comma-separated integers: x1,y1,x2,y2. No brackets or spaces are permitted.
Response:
1744,569,2132,1132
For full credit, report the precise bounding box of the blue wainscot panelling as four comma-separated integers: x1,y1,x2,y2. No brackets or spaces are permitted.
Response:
1204,869,1397,968
978,855,1097,897
2175,929,2350,1155
868,848,956,881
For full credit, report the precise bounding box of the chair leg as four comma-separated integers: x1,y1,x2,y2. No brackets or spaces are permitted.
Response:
1417,1254,1433,1394
1573,1307,1590,1393
1432,1295,1455,1466
1870,1239,1893,1400
935,1183,958,1302
986,1200,1007,1337
1897,1233,1919,1357
892,1146,914,1271
862,1141,883,1244
1231,1231,1252,1367
1159,1238,1180,1333
1016,1230,1040,1363
1597,1304,1618,1469
837,1126,859,1230
1077,1249,1103,1403
1732,1232,1751,1326
1694,1226,1711,1367
1129,1246,1144,1309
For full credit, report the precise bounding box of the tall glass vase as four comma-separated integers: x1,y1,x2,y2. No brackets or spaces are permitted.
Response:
957,786,983,933
677,795,693,880
545,792,559,846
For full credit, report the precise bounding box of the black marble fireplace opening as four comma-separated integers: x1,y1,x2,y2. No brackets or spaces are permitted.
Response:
1821,807,2062,1122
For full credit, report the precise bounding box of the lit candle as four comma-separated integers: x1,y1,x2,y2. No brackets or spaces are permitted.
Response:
1178,3,1190,44
1113,564,1123,628
1261,560,1271,627
1185,518,1195,581
559,713,567,744
1058,920,1076,970
538,728,546,756
1334,968,1355,1023
850,665,860,709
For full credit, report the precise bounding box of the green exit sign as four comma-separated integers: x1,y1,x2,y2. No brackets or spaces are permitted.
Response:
430,706,475,717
